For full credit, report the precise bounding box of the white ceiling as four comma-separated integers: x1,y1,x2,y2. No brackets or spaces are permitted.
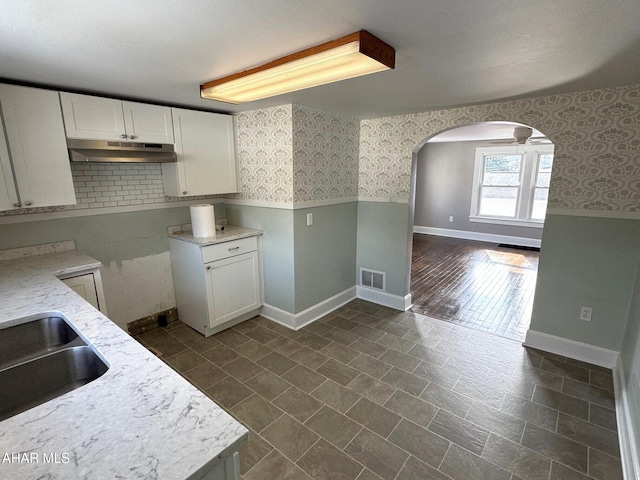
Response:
2,0,639,119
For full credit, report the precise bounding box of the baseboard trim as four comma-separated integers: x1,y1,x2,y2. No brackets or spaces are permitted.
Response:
260,286,357,330
356,286,412,311
523,329,619,368
614,357,640,480
413,226,541,248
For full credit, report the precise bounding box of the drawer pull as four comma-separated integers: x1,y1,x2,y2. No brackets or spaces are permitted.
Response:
228,246,240,251
206,266,211,270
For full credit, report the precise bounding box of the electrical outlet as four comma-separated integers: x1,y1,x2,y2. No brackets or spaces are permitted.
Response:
449,215,454,222
580,306,592,322
306,213,313,226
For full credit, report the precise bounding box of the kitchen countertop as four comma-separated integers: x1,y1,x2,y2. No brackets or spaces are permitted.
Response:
0,249,248,479
169,225,262,246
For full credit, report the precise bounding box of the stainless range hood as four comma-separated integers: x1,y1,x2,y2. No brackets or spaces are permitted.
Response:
67,139,177,163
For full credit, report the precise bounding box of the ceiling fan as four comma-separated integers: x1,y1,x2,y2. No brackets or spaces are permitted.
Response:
489,126,551,145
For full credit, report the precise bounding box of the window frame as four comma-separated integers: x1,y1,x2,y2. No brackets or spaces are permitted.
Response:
470,145,554,228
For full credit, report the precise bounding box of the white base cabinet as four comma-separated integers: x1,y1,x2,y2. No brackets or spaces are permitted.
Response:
169,235,262,337
58,268,108,314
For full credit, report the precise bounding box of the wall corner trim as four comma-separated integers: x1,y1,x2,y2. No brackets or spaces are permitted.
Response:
413,226,541,248
523,329,619,368
259,286,357,330
356,286,411,311
613,357,640,480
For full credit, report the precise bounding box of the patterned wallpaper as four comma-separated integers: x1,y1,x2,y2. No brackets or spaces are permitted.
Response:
359,84,640,212
234,104,294,203
292,105,359,203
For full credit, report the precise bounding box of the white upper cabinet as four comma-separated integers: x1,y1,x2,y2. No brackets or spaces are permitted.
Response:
0,85,76,211
60,92,174,143
163,108,238,197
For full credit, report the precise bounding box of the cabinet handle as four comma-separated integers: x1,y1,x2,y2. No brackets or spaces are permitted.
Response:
120,133,127,139
24,201,32,206
13,202,21,208
129,135,136,140
182,191,187,195
228,246,240,251
206,266,211,270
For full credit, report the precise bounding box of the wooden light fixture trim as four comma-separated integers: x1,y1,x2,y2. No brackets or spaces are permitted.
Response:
200,30,395,103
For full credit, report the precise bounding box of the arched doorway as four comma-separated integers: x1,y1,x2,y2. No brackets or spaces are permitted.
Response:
407,122,554,341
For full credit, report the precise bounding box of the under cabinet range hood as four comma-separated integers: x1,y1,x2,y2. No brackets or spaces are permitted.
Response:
67,139,177,163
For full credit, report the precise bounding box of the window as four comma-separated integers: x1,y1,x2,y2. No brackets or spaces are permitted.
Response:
470,145,554,226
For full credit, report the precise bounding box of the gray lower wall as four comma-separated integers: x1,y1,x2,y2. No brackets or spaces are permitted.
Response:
224,204,295,313
621,255,640,460
414,141,543,240
293,202,357,312
530,214,640,351
356,201,411,298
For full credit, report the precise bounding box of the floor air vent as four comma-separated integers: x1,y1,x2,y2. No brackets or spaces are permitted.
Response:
360,268,385,291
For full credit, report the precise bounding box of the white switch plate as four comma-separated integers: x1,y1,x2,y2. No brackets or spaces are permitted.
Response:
449,216,454,222
306,213,313,226
580,306,592,322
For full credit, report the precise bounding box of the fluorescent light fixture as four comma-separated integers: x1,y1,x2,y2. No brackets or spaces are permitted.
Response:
200,30,395,104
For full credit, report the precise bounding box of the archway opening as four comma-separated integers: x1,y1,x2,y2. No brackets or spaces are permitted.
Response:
408,121,554,341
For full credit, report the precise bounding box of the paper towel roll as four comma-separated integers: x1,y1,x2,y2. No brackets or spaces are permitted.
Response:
190,204,216,238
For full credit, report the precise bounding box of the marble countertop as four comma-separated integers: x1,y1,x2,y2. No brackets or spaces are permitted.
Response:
169,225,262,246
0,250,248,479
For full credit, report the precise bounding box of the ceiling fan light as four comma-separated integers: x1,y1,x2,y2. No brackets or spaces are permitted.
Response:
200,30,395,104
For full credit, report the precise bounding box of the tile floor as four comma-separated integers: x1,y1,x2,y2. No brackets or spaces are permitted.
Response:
134,300,622,480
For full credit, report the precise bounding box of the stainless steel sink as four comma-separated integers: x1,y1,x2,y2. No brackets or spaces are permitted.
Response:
0,315,84,370
0,346,108,421
0,314,109,421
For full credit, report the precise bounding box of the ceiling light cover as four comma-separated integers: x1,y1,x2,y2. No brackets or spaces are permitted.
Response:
200,30,395,104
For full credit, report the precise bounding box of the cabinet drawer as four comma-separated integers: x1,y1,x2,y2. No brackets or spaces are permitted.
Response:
202,236,257,263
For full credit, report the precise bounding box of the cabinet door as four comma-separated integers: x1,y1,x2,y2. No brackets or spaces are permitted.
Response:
122,101,174,143
165,108,237,196
205,251,260,328
60,92,126,140
61,273,100,310
0,113,19,211
0,85,76,210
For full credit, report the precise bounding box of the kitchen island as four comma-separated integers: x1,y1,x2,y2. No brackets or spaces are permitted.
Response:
0,248,247,479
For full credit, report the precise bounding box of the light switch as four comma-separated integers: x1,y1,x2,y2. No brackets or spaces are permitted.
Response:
306,213,313,226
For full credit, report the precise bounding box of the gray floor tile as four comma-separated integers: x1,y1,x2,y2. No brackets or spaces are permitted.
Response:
562,378,615,410
346,397,401,437
378,349,421,371
298,331,333,350
350,324,385,341
221,356,264,382
380,367,428,396
588,448,623,480
428,409,489,455
183,361,227,390
201,343,240,366
152,336,188,357
245,370,291,400
237,428,273,474
347,373,396,405
500,393,558,431
310,378,361,413
356,468,385,480
297,438,363,480
556,413,620,458
204,377,252,409
320,342,360,364
383,390,438,428
245,449,313,480
481,433,551,480
234,338,274,360
419,382,473,417
183,333,221,353
412,359,459,389
589,403,617,432
520,423,588,473
465,402,525,443
440,443,511,480
288,346,330,370
548,462,591,480
231,394,283,433
395,455,452,480
244,325,281,344
305,405,362,449
452,375,505,409
376,333,416,353
214,329,250,348
349,353,392,378
272,386,324,422
323,327,360,346
589,370,614,392
532,385,589,420
345,429,409,480
136,327,172,345
316,358,360,386
257,351,298,376
540,357,590,383
350,337,388,358
261,414,320,462
282,364,327,392
407,344,450,366
388,419,450,467
165,349,205,373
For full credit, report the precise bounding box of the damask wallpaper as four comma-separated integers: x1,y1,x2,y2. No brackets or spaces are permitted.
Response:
359,84,640,213
234,104,359,205
292,105,359,203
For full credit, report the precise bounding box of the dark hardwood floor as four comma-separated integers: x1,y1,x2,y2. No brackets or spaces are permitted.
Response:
410,234,539,341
